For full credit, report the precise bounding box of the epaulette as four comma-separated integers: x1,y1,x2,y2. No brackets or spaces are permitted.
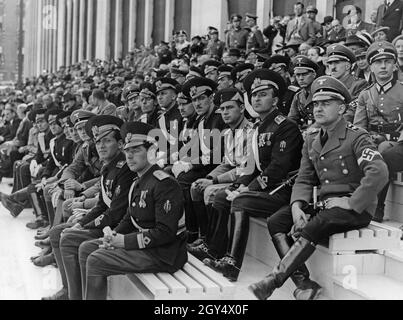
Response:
308,128,320,134
274,115,286,125
153,170,170,181
116,160,126,169
346,123,360,132
288,85,300,93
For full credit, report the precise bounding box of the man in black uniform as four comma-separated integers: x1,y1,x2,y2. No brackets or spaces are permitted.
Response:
203,69,303,282
45,115,135,300
154,78,183,167
174,77,226,243
138,82,162,128
249,76,389,300
77,122,187,300
245,13,265,52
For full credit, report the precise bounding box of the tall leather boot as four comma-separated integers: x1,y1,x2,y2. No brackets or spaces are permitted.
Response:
271,233,321,300
61,254,83,300
373,183,390,223
248,237,316,300
207,207,229,258
183,188,198,243
193,201,208,241
85,275,108,300
204,211,249,282
45,199,55,227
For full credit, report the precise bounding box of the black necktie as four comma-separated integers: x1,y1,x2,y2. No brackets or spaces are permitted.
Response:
320,130,328,147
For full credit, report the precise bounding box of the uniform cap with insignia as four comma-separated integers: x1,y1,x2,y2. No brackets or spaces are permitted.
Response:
208,26,219,35
345,34,370,49
371,26,390,39
326,44,356,63
123,84,141,102
355,48,367,59
139,82,157,99
228,48,241,57
56,111,73,128
293,55,319,73
311,76,352,103
231,63,255,82
201,60,221,76
70,110,96,128
262,54,291,71
214,88,244,108
177,92,192,105
121,121,156,150
243,69,287,97
230,14,242,22
366,41,397,64
182,77,218,100
283,38,304,50
85,115,124,143
245,13,258,20
217,64,234,81
154,77,179,94
306,5,318,14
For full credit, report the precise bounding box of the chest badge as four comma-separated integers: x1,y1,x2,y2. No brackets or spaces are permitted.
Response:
280,141,287,152
164,200,172,214
139,190,149,208
258,133,272,147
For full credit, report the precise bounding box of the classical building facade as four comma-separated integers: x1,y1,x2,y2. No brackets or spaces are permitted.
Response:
22,0,385,78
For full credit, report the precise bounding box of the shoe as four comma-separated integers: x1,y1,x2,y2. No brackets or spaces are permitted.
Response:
26,219,48,230
248,237,316,300
30,246,52,261
399,225,403,240
188,243,215,262
37,225,50,234
0,192,24,218
203,255,240,282
32,253,56,267
372,206,384,223
35,230,50,240
186,238,205,250
35,238,50,248
42,288,68,300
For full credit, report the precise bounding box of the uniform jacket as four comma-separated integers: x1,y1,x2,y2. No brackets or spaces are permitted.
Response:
279,85,299,117
246,26,265,51
140,107,163,128
114,165,187,268
205,39,226,59
354,79,403,132
13,117,32,147
60,140,102,184
288,86,314,127
226,27,249,50
376,0,403,41
340,72,369,123
35,129,53,166
93,100,117,116
41,133,74,179
290,118,389,216
78,152,136,229
157,103,184,165
236,108,303,192
285,15,316,45
1,118,22,142
206,117,253,184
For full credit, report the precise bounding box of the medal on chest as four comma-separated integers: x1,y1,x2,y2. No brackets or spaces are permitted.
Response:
139,190,149,208
258,133,272,147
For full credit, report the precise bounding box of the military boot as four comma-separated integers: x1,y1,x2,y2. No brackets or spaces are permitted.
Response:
0,192,24,218
188,242,216,261
248,237,316,300
271,233,321,300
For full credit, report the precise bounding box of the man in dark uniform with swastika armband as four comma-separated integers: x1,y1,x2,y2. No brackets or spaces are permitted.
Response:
45,115,135,300
77,122,187,300
203,69,303,283
353,40,403,223
249,76,389,301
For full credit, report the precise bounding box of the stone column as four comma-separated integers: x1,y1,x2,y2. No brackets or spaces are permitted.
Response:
37,0,43,74
144,0,154,47
164,0,175,42
191,0,227,38
256,0,272,31
78,0,86,62
51,0,58,72
65,0,73,67
86,0,94,60
114,0,123,60
128,0,137,51
71,0,79,63
57,0,66,69
95,0,111,61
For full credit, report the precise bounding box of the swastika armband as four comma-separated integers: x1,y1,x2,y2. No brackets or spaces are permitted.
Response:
357,148,382,165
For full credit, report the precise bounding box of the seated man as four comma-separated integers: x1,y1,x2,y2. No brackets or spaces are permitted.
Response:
44,115,135,300
78,122,187,300
202,70,303,282
188,88,253,258
249,76,389,300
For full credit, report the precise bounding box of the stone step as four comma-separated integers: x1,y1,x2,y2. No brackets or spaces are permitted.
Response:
385,182,403,224
384,246,403,283
332,274,403,300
